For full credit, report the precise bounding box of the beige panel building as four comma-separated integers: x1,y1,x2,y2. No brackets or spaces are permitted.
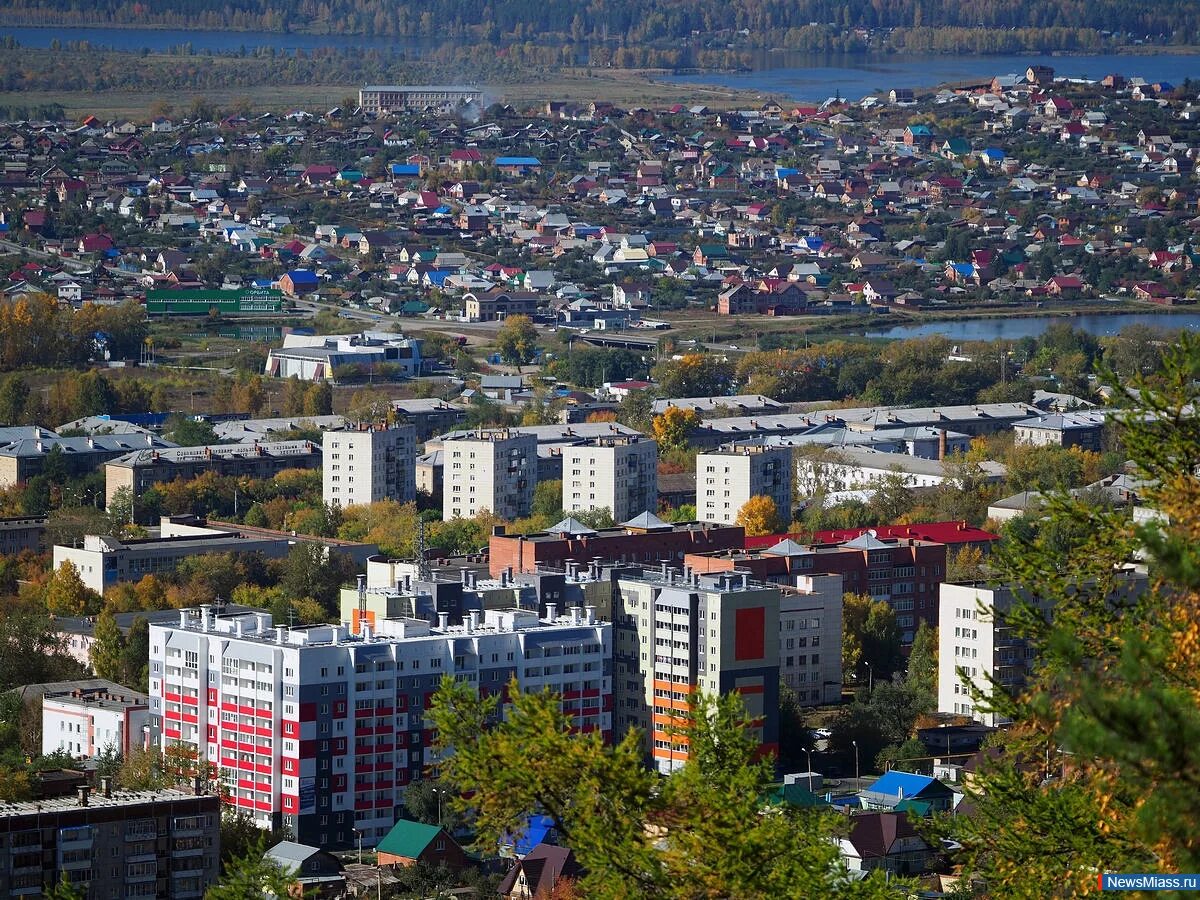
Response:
441,429,537,520
696,443,793,526
323,423,416,508
105,441,321,503
562,435,658,523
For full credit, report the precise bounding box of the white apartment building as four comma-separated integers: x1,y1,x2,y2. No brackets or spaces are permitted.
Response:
54,529,291,595
561,435,658,522
323,424,417,508
442,429,537,520
937,583,1035,727
42,686,156,758
614,568,780,773
149,605,609,850
780,574,844,706
938,574,1144,727
696,443,792,526
796,447,1007,493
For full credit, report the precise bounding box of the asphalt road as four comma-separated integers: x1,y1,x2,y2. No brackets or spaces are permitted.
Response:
0,238,95,274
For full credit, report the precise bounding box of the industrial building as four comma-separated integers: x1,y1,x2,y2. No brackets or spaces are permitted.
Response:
358,85,483,114
264,332,423,382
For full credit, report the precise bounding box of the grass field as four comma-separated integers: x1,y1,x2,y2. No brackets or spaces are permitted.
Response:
0,67,766,119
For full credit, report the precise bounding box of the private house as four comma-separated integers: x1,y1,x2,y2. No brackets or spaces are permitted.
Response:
464,289,539,322
1045,275,1084,298
839,812,938,876
903,125,933,148
263,842,346,898
694,244,730,267
279,269,319,296
376,820,468,870
495,156,542,177
1026,65,1055,84
498,844,583,899
859,771,955,813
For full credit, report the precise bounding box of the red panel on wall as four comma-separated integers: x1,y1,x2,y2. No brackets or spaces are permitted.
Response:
734,607,766,661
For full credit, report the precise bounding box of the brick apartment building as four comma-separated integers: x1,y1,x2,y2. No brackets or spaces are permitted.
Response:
488,513,745,577
687,531,947,645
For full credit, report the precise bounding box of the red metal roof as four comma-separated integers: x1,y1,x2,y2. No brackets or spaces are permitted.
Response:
743,520,999,551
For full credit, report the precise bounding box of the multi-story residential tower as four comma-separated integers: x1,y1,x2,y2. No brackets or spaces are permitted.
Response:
0,784,220,899
561,435,658,523
696,443,792,526
613,568,780,774
323,424,417,508
779,574,844,705
149,606,609,849
937,573,1145,727
441,429,537,520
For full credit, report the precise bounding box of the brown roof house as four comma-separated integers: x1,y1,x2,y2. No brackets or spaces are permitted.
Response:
498,843,584,899
838,811,938,877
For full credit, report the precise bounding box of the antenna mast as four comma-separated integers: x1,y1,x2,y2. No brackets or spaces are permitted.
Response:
416,519,430,580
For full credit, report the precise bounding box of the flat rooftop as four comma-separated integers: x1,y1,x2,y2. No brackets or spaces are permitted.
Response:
0,788,212,818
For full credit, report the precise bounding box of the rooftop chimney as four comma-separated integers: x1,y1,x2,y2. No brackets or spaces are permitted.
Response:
938,429,948,461
99,775,113,798
77,785,90,807
437,612,449,630
546,602,557,621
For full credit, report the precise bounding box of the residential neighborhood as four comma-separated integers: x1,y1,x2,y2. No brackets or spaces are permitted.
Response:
0,64,1192,898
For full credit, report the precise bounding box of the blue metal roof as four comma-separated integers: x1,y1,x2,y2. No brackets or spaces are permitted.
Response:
864,771,940,799
495,156,541,166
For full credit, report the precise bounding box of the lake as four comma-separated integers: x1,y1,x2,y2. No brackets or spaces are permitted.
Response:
5,26,1200,99
661,51,1200,101
863,311,1200,342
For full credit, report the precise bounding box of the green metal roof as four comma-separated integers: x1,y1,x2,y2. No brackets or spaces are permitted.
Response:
376,819,442,858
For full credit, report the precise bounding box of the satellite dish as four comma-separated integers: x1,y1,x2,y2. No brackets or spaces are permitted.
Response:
867,529,877,538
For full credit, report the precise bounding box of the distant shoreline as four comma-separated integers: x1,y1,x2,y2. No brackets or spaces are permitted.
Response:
1,20,1199,62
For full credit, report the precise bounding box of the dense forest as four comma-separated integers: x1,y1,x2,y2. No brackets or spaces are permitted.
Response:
1,0,1199,51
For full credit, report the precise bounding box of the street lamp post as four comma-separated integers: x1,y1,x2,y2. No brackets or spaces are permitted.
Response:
805,747,813,793
866,661,873,694
354,828,363,865
851,739,860,788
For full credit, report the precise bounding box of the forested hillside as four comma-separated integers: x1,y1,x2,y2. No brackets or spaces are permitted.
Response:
2,0,1199,49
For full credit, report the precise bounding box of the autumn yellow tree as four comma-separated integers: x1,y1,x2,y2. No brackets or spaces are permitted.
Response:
650,406,701,454
45,561,102,616
735,495,782,536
